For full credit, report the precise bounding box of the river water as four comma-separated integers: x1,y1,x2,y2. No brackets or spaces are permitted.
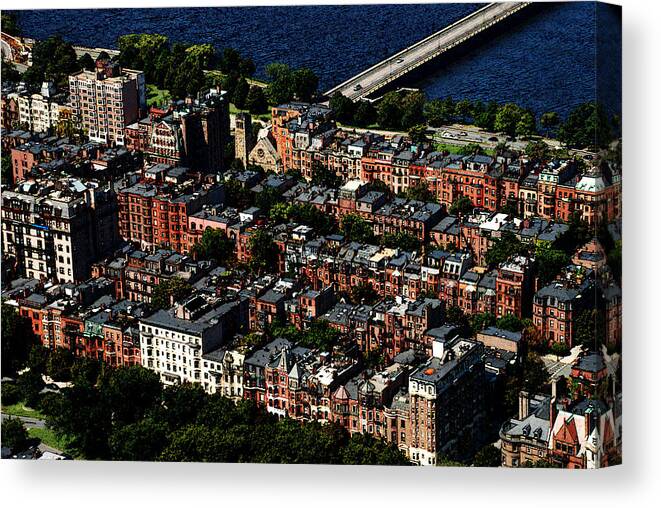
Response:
13,2,621,119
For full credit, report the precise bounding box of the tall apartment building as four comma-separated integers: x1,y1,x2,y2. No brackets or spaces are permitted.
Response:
68,59,145,146
1,177,119,283
408,336,485,465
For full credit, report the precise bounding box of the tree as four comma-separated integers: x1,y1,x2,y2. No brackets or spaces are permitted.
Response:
574,308,607,350
525,140,550,162
424,97,455,127
265,62,294,104
191,228,235,266
109,417,168,461
248,229,278,275
296,321,341,351
341,433,410,465
1,58,20,84
101,366,163,426
470,312,496,334
1,382,21,406
70,356,102,388
408,124,428,144
310,160,341,188
452,99,472,122
458,143,485,156
495,314,525,332
245,85,268,114
2,304,37,376
161,424,240,462
1,12,20,36
77,53,95,71
231,77,250,109
1,417,28,453
158,383,209,430
516,111,537,139
41,384,112,459
485,231,530,267
377,91,403,130
23,35,81,89
540,111,560,136
449,195,474,216
558,102,612,150
445,306,470,335
239,58,256,78
350,282,380,305
291,67,319,102
353,100,376,127
473,444,501,467
341,213,374,243
550,342,570,359
474,101,499,131
17,369,43,408
400,91,426,129
220,47,242,74
330,92,355,123
494,103,527,138
151,277,193,310
403,181,436,203
381,231,420,252
255,186,284,214
535,244,570,285
46,347,75,382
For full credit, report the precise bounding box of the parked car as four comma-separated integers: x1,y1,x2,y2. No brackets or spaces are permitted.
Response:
488,136,499,142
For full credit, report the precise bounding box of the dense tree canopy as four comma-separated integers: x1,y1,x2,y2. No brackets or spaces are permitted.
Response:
191,228,235,266
341,213,374,243
151,277,193,310
2,304,37,377
22,35,80,90
265,63,319,104
558,102,613,150
248,229,279,275
34,354,409,464
484,231,530,267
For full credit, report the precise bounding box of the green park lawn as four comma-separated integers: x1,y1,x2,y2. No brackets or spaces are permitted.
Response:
26,426,71,453
1,401,44,419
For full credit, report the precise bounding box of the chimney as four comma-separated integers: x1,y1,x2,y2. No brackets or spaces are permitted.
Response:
518,390,530,420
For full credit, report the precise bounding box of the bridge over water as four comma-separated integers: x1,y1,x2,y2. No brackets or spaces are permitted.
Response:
325,2,531,101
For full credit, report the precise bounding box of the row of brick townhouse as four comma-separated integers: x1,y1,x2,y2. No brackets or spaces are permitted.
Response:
116,164,224,253
269,103,621,227
91,245,216,305
2,277,143,366
125,86,229,172
7,134,140,185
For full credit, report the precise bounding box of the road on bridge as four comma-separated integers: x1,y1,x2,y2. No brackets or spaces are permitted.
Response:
326,2,530,101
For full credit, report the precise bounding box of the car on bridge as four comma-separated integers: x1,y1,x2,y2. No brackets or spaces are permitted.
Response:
353,84,362,91
395,58,404,64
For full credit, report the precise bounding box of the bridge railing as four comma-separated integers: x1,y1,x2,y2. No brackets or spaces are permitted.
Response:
326,2,530,100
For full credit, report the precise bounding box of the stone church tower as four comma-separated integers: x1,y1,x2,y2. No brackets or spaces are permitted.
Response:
235,112,254,167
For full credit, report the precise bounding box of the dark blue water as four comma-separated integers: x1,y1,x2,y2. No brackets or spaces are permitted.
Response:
12,2,621,119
